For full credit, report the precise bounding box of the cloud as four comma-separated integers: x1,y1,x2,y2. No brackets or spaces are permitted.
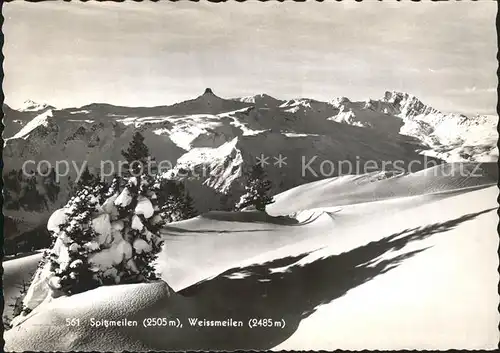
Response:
446,87,497,95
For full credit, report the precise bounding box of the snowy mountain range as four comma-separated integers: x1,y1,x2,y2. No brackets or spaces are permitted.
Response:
2,89,497,250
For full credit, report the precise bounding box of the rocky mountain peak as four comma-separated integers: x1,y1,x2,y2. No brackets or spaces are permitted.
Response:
383,90,440,118
21,99,52,112
203,88,215,96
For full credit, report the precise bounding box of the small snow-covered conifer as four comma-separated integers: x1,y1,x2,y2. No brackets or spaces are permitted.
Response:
111,173,164,282
155,179,198,225
73,166,108,203
105,173,121,197
121,132,156,177
235,164,274,212
46,187,102,295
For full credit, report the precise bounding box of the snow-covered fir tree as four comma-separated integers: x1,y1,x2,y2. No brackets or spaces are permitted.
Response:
105,173,121,198
155,179,198,224
45,186,103,295
110,174,164,282
235,164,274,212
72,135,165,285
15,138,166,319
121,132,156,177
71,166,108,203
45,173,164,292
77,166,97,188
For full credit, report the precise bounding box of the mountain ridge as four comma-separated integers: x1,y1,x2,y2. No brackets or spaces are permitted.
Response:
6,88,478,117
7,88,495,125
2,88,496,252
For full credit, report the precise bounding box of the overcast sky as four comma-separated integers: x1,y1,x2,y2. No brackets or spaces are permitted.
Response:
3,1,497,115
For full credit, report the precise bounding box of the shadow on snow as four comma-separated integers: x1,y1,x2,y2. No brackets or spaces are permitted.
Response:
156,208,495,350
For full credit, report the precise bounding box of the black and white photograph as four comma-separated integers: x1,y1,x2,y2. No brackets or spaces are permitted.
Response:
2,1,499,351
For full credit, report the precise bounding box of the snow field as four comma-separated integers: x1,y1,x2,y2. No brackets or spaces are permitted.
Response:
4,171,498,351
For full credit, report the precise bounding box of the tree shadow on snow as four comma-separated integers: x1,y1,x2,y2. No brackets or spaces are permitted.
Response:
160,211,299,236
158,208,495,350
200,210,299,225
161,226,278,236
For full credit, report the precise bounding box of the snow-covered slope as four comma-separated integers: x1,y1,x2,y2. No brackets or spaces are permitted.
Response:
328,96,404,134
382,91,498,162
4,174,498,350
3,252,44,324
326,91,498,162
17,100,54,113
233,93,284,108
10,109,55,140
267,162,497,216
272,185,498,350
2,101,54,138
4,112,184,172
